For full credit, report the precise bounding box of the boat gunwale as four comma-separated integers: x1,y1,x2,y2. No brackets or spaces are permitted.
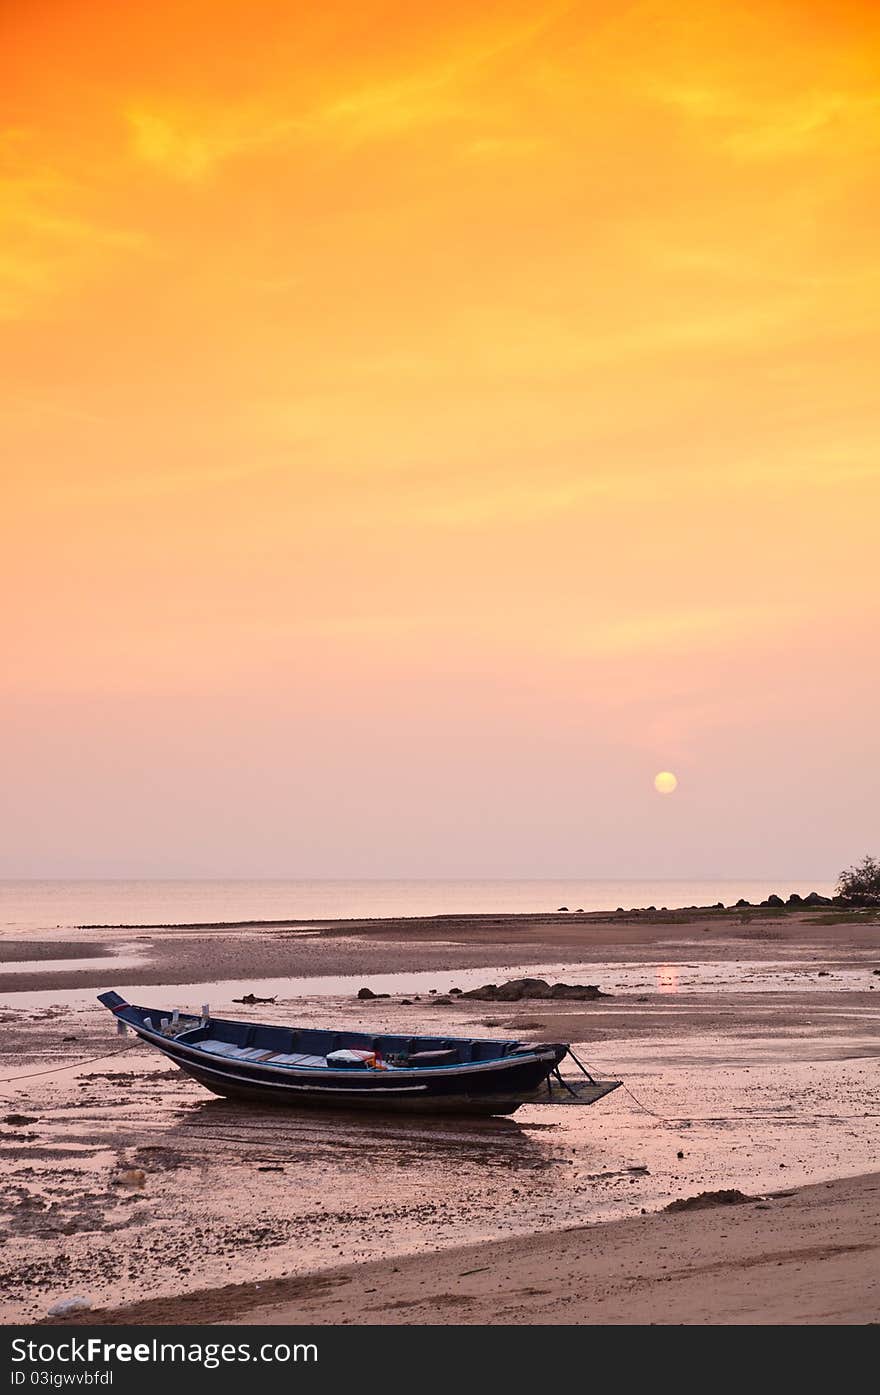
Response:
131,1023,562,1079
106,998,567,1082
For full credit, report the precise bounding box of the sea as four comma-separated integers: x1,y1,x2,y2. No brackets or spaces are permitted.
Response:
0,878,836,934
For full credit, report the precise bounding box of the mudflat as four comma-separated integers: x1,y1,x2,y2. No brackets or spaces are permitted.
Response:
2,905,878,1324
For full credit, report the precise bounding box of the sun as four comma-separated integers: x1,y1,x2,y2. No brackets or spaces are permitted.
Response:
653,770,678,794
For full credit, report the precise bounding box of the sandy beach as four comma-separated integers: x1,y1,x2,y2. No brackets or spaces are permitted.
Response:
2,905,878,1325
45,1171,880,1326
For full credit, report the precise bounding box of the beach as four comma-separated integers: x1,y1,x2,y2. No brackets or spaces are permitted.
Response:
2,904,878,1325
46,1172,880,1327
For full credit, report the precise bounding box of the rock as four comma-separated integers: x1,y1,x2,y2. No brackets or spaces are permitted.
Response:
787,893,803,904
47,1296,92,1317
817,970,830,977
3,1114,38,1126
357,987,377,999
233,994,276,1004
113,1168,146,1190
471,977,550,1002
449,987,462,995
430,996,453,1006
400,999,413,1006
460,978,609,1003
804,891,833,905
735,899,750,907
714,901,724,909
645,905,657,912
548,982,607,1000
557,906,569,912
766,894,785,907
676,1150,685,1159
664,1189,753,1213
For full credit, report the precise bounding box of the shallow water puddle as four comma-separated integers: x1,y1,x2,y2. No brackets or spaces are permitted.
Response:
0,955,147,976
3,953,877,1011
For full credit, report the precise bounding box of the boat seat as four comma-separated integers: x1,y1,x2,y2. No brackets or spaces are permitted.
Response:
199,1041,326,1068
266,1052,327,1067
407,1049,459,1066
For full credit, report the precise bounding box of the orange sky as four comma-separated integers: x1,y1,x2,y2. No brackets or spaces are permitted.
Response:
2,0,878,876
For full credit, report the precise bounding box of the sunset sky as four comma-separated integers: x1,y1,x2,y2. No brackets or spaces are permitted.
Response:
2,0,878,878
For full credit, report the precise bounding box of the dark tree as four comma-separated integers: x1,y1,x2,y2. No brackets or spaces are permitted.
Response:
836,854,880,906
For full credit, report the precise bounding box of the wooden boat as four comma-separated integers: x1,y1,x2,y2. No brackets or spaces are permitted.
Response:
98,991,621,1116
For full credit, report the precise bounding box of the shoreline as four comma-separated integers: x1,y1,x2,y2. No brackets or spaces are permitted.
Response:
45,1170,880,1326
3,905,878,998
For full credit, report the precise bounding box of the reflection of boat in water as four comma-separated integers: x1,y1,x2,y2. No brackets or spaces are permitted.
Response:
98,991,621,1116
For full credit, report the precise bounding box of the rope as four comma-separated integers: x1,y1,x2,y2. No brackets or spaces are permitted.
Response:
566,1048,880,1124
0,1043,141,1086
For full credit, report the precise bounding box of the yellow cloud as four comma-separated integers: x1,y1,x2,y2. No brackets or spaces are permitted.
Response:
0,143,148,319
126,107,276,181
0,234,143,321
655,82,880,160
124,9,560,179
465,135,544,160
564,604,801,658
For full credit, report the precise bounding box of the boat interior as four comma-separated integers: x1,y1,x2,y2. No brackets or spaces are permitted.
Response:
143,1016,534,1070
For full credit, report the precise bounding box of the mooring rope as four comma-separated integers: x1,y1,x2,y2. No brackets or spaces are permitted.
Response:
0,1043,141,1087
565,1047,880,1123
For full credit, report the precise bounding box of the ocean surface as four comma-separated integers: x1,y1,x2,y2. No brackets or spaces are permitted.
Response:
0,878,836,933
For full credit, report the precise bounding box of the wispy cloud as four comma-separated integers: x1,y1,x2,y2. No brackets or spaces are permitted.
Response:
124,9,563,179
0,144,148,319
654,82,880,160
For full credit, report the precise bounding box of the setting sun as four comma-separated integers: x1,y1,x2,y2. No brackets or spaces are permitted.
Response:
654,772,678,795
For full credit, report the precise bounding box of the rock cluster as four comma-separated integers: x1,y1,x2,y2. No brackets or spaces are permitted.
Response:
459,977,609,1003
744,891,834,908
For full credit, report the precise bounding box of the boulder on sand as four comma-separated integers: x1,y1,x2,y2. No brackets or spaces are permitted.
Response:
664,1189,753,1213
460,977,609,1003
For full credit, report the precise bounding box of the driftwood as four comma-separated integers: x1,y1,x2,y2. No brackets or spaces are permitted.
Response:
232,993,277,1005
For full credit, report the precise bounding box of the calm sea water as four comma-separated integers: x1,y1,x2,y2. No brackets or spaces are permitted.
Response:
0,879,835,933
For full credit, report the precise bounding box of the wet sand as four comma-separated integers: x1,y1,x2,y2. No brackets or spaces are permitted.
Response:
4,904,880,996
1,906,878,1324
